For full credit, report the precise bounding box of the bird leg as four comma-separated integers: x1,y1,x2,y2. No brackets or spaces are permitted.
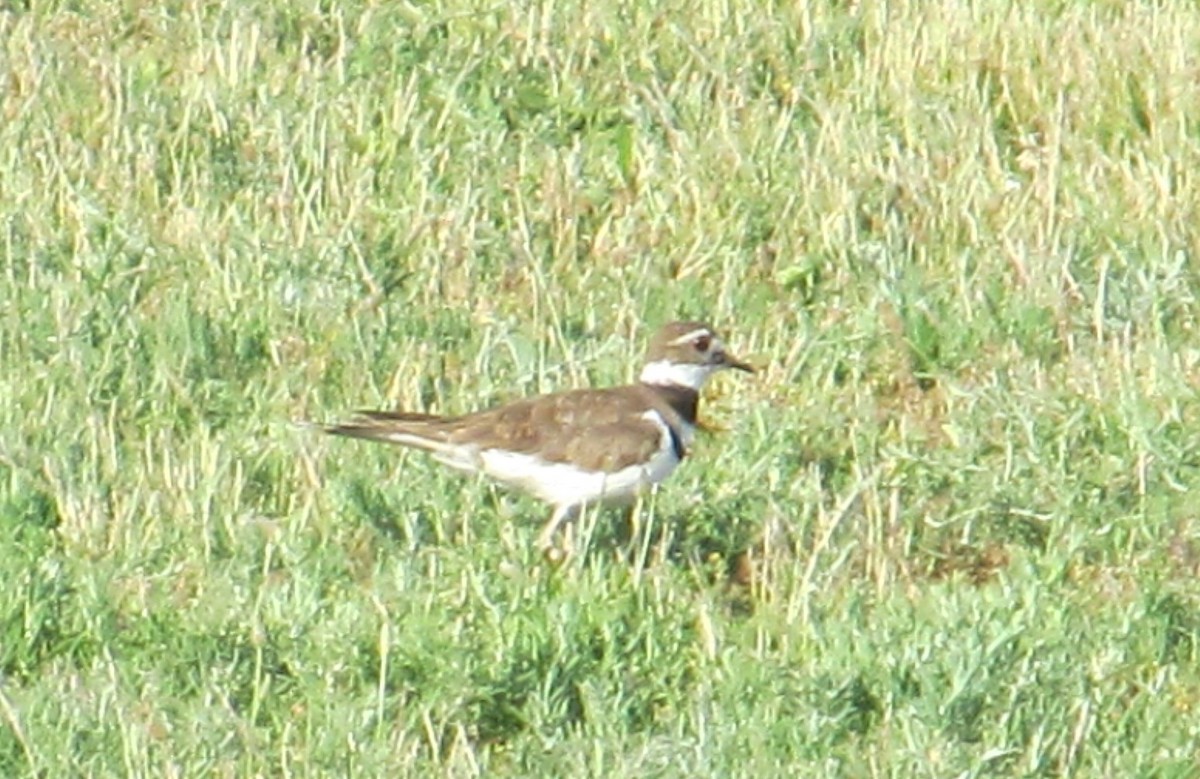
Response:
537,504,578,563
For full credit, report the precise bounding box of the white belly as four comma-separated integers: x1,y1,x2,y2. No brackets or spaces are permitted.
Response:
477,412,684,508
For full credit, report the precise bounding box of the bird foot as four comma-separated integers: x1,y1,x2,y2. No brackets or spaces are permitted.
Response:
541,544,570,566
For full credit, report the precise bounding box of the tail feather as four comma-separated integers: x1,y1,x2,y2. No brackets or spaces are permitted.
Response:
319,412,479,471
355,410,443,424
321,406,435,439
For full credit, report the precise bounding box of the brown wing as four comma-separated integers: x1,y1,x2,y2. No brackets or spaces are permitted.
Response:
443,387,667,471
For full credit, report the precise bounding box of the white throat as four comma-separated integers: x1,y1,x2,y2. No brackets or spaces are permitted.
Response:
639,360,714,390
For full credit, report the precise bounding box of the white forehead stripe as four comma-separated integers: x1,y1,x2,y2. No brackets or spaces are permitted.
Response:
667,328,715,346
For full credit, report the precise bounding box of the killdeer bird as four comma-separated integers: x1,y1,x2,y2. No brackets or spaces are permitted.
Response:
321,321,753,556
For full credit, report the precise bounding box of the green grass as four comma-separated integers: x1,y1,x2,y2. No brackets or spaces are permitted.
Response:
3,0,1200,775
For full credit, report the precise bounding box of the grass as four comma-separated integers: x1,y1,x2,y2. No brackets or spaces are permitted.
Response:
3,0,1200,775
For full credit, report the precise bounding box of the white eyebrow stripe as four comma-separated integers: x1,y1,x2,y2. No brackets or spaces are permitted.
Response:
667,328,714,346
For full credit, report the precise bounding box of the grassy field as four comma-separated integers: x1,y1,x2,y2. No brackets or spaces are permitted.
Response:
3,0,1200,775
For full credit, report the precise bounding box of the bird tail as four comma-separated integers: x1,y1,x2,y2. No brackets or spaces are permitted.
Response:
318,411,476,470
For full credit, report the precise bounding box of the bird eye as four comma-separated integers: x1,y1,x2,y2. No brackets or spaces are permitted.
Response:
693,335,711,352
